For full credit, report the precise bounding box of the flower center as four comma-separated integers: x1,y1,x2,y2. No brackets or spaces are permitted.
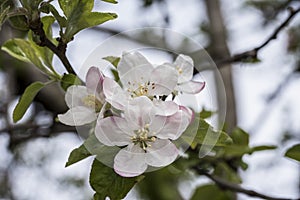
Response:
176,66,183,74
131,123,156,152
127,81,156,97
82,95,102,112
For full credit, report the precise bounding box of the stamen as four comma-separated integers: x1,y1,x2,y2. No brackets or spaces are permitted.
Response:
131,124,156,152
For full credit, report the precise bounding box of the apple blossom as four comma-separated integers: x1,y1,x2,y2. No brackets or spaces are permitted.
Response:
95,96,192,177
103,51,179,110
58,67,105,126
172,54,205,94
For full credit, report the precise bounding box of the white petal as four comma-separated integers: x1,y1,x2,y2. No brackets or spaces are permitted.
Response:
124,96,155,128
153,99,179,116
176,81,205,94
118,51,153,78
95,117,132,146
103,78,128,110
150,63,178,96
119,61,153,90
174,54,194,83
146,139,178,167
156,108,191,140
149,115,167,134
86,66,104,98
65,86,89,108
58,106,96,126
114,144,147,177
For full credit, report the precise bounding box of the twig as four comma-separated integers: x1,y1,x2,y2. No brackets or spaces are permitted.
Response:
200,171,299,200
29,17,75,74
217,6,300,66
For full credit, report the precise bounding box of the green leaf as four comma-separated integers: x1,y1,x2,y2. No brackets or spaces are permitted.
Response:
191,184,233,200
200,108,215,119
250,145,276,153
84,133,120,167
285,144,300,162
13,81,46,123
215,162,241,184
60,73,82,91
231,127,249,146
40,2,67,28
58,0,117,42
0,4,10,30
8,15,29,31
89,159,144,200
28,16,56,71
100,0,118,4
103,56,120,68
65,144,92,167
1,39,51,75
181,115,232,148
64,11,117,42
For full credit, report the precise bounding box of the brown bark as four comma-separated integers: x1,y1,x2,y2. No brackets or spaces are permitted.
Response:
204,0,237,132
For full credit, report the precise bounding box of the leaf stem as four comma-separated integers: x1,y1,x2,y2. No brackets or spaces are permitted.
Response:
29,17,76,74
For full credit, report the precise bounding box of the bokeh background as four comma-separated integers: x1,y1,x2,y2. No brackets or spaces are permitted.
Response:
0,0,300,199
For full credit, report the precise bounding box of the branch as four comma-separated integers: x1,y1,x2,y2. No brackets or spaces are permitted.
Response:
200,171,299,200
217,6,300,66
29,17,75,74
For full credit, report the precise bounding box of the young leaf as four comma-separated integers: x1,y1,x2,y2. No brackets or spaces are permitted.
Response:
60,73,82,91
231,127,249,146
0,5,10,30
13,81,46,123
27,16,57,72
285,144,300,162
58,0,117,42
89,159,144,200
8,15,29,31
191,184,233,200
39,2,67,28
200,108,215,119
181,114,233,148
1,39,51,75
250,145,276,153
64,11,117,42
65,144,92,167
100,0,118,4
103,56,120,68
215,162,241,184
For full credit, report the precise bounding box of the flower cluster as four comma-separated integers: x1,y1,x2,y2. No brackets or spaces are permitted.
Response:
59,51,205,177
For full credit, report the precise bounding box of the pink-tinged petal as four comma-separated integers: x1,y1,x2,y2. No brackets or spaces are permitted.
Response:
58,106,96,126
118,51,153,79
180,105,194,123
176,81,205,94
174,54,194,83
86,66,104,95
124,96,155,128
146,139,178,167
114,144,147,177
103,78,128,110
155,108,191,140
153,99,179,116
65,86,88,108
95,117,132,146
149,63,178,96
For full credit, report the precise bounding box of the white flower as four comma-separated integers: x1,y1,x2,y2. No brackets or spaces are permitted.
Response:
95,96,192,177
172,54,205,94
103,51,179,110
58,67,105,126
